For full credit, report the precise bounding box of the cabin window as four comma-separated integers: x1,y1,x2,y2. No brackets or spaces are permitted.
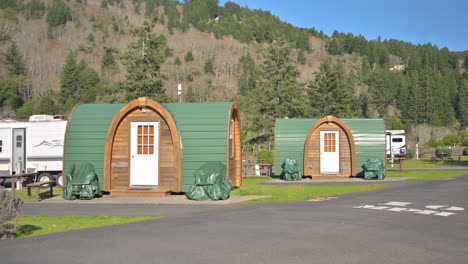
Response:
392,138,403,143
229,119,234,158
0,140,2,152
137,125,155,155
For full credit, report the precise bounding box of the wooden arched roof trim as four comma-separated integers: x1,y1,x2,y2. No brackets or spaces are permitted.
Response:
227,101,242,186
103,97,182,191
303,116,357,176
62,102,83,181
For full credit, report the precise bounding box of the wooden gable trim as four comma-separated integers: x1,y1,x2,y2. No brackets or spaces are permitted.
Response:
104,98,182,192
303,116,357,176
227,101,242,187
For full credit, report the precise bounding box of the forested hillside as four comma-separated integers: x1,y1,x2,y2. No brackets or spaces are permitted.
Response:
0,0,467,150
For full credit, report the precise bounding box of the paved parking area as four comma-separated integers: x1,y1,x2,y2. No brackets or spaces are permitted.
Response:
1,174,467,264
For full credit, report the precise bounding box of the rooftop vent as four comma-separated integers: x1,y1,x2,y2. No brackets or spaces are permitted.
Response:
29,115,55,121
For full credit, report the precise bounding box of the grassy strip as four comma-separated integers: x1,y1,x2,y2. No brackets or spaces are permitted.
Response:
387,170,467,180
10,188,64,200
16,215,163,238
231,178,389,204
395,156,468,169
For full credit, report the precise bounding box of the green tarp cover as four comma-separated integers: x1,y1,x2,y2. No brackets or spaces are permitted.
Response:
186,162,232,201
436,148,452,158
63,163,102,200
282,158,302,181
363,158,385,180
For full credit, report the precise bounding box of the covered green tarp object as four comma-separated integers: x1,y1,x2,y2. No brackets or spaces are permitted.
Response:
281,158,301,181
63,163,102,200
185,162,232,201
363,158,385,180
435,148,452,158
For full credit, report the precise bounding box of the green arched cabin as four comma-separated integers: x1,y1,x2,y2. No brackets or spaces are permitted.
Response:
63,98,241,196
275,116,385,178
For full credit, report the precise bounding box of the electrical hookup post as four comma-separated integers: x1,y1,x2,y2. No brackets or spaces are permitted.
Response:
178,83,182,103
416,136,420,160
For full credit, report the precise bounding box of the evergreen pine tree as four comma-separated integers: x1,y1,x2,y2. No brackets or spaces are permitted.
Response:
46,0,72,27
297,50,306,65
60,51,81,103
101,47,117,70
119,21,173,102
16,99,35,119
3,41,27,76
204,57,214,74
36,96,56,115
241,41,307,146
184,51,194,62
309,59,354,117
185,86,197,102
238,53,256,95
62,96,76,116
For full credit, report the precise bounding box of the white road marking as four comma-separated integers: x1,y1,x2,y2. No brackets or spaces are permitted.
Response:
426,205,465,211
426,205,447,210
354,202,464,217
415,210,438,215
380,202,412,206
370,206,389,210
434,212,456,217
353,205,376,209
444,206,465,211
386,207,408,212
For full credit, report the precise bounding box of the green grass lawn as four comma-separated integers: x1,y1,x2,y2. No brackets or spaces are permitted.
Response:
387,170,467,180
12,187,63,200
231,178,389,204
390,156,468,169
16,215,163,238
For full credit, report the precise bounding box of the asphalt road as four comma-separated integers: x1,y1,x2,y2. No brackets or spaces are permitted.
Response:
1,175,468,264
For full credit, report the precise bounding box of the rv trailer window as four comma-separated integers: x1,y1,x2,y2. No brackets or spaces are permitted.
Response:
392,138,403,143
16,135,22,147
0,140,2,152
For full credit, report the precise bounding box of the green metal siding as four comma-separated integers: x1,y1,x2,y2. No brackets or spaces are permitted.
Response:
275,119,318,175
344,119,386,175
275,118,385,176
163,102,231,192
64,104,125,186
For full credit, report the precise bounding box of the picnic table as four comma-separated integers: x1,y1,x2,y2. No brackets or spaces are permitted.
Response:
386,157,405,172
242,162,273,177
0,173,38,195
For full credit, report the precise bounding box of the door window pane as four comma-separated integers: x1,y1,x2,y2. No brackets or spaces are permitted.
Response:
324,133,336,153
137,125,155,155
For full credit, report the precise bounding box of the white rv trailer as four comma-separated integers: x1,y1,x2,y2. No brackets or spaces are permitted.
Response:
386,130,407,157
0,115,67,185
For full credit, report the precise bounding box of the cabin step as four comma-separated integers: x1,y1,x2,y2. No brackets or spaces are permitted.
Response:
110,188,172,197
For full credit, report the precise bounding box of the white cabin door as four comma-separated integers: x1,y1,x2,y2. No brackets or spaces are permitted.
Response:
320,131,340,173
130,122,159,187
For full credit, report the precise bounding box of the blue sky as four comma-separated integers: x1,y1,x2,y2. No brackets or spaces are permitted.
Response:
218,0,467,52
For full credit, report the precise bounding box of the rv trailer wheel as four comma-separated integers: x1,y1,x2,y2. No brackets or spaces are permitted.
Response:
38,172,54,185
55,173,63,187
